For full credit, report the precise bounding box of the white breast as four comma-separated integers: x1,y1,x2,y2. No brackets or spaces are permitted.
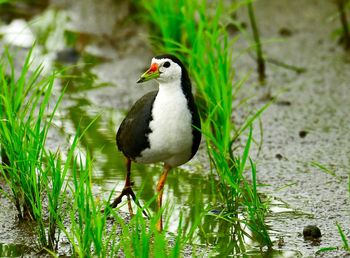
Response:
136,81,193,167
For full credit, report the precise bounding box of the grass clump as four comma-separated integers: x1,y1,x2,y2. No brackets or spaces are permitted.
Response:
0,48,66,250
0,48,118,255
61,150,118,257
138,0,272,252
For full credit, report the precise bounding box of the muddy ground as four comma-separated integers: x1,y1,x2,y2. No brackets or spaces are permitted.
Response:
0,0,349,257
237,0,350,257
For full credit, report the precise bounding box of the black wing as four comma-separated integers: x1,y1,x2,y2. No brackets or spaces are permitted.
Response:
189,95,201,160
116,90,158,160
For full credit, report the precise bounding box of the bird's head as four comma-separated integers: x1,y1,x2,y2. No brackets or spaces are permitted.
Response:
137,55,184,84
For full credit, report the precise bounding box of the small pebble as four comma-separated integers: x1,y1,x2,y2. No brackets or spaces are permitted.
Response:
275,153,283,160
299,130,308,138
279,27,293,37
303,225,322,240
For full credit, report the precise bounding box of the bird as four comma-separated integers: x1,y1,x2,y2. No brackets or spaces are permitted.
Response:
108,54,201,231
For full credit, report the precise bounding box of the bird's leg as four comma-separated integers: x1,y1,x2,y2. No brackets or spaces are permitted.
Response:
107,158,148,217
156,164,171,232
109,158,132,209
124,158,133,215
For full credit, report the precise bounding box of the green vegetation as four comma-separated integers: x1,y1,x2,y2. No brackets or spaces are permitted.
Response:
0,48,64,249
337,222,350,251
117,209,184,258
138,0,272,253
61,150,118,257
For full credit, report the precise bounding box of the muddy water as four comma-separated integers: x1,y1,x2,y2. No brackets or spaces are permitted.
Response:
0,0,349,257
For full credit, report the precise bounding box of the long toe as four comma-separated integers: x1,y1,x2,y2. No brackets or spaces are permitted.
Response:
127,194,134,216
106,186,149,218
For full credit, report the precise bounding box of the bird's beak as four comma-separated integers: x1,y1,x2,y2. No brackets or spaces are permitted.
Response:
137,63,160,83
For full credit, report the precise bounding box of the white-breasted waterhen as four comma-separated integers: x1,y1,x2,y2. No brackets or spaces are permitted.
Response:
109,54,201,231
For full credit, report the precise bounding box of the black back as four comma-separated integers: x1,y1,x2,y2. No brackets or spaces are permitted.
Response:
116,91,158,159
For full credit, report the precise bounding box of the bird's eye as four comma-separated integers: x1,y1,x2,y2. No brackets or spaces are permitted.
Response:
163,61,171,68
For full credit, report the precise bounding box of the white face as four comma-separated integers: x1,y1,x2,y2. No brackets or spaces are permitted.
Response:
152,58,182,83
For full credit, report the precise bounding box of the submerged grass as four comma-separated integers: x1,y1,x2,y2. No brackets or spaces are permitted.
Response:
138,0,272,252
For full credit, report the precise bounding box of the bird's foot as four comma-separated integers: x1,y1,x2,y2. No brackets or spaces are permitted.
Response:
102,185,149,218
109,185,135,209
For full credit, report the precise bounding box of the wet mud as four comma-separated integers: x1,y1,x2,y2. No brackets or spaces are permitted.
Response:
235,0,350,257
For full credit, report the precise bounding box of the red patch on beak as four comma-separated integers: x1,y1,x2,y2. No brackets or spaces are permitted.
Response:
149,63,158,73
